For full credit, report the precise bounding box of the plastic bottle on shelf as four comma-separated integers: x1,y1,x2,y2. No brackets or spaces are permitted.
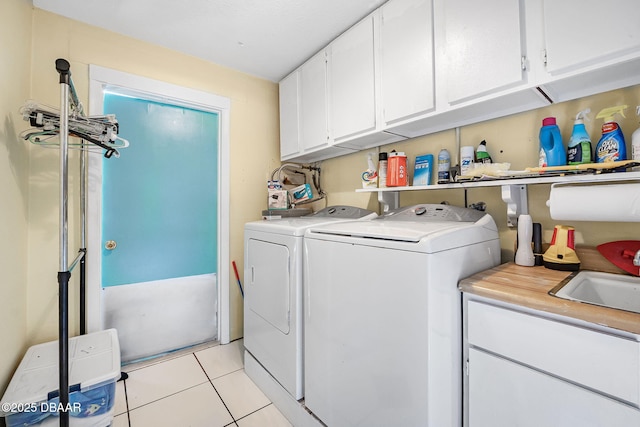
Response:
476,140,493,163
539,117,566,168
361,153,378,188
387,151,407,187
632,106,640,171
595,105,627,163
567,109,592,165
378,152,388,188
460,146,475,176
437,148,451,184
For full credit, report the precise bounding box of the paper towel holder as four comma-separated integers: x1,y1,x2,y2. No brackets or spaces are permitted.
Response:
547,180,640,222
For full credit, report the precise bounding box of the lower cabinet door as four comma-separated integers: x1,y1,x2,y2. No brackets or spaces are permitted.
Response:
468,348,640,427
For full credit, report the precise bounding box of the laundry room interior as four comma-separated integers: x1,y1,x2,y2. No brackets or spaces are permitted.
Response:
2,0,640,426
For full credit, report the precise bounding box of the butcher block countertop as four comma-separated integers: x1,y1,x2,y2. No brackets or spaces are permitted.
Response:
459,262,640,335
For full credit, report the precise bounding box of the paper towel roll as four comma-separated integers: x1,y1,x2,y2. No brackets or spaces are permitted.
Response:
547,181,640,222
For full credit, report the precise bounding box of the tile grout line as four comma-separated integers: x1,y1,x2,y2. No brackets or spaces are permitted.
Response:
193,352,240,426
233,402,274,424
124,379,212,414
121,344,218,374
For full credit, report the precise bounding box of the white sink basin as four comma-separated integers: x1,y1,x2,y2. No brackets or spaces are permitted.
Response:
550,271,640,314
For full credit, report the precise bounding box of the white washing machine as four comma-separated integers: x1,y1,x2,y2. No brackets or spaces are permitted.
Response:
303,204,501,427
243,205,377,401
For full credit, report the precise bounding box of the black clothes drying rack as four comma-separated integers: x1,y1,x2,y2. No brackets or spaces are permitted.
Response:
23,59,126,427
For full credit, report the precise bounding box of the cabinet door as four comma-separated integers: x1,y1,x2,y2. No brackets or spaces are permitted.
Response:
442,0,526,104
468,348,640,427
329,14,376,141
543,0,640,75
299,51,329,153
279,72,299,159
380,0,435,125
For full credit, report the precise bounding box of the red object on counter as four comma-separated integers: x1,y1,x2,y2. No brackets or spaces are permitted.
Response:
597,240,640,277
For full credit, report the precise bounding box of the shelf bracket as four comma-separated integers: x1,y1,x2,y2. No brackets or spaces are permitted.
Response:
501,184,528,228
378,191,399,213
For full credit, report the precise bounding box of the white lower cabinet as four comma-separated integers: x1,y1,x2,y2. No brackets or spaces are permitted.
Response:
469,348,640,427
464,298,640,427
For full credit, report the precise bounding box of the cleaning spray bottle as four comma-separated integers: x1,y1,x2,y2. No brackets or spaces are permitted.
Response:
476,140,493,163
632,106,640,171
595,105,627,163
567,108,592,165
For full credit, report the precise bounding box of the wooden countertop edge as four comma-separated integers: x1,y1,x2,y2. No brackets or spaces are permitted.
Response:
460,263,640,335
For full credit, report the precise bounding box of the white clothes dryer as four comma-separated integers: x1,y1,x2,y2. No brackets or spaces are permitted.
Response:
303,204,501,426
243,205,377,400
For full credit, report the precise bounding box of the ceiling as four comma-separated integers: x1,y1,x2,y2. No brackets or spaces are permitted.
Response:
33,0,388,82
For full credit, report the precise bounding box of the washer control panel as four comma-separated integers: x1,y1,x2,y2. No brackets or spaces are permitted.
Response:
380,204,485,222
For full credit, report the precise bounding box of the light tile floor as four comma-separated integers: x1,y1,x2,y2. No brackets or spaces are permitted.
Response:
112,339,292,427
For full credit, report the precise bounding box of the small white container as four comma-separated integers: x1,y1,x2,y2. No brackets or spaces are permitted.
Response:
460,146,475,176
1,329,121,427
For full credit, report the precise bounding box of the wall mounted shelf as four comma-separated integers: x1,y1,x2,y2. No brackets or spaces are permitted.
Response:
356,170,640,226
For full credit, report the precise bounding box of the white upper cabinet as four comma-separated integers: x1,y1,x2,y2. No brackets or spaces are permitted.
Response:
539,0,640,102
440,0,527,104
299,51,330,153
329,15,377,142
278,0,640,163
380,0,435,126
543,0,640,75
328,11,406,150
279,50,356,162
278,71,299,159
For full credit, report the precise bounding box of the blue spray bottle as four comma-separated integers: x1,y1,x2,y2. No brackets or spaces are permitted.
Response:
595,105,627,162
539,117,565,167
567,108,592,165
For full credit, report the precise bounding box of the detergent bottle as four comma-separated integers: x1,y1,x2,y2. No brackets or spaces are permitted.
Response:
567,109,592,165
538,117,565,167
595,105,627,163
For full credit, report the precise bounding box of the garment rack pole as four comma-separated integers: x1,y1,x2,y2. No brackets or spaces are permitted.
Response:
55,58,89,427
79,148,87,335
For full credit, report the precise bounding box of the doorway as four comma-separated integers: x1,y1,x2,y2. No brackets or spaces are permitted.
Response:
87,65,231,359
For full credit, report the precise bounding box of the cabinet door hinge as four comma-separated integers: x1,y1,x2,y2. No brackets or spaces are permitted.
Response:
521,56,528,71
466,359,470,376
541,49,548,67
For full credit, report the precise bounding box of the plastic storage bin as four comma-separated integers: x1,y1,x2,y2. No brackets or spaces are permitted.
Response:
1,329,121,427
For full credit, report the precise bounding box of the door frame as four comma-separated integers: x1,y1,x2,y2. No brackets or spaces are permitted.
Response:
87,65,231,344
